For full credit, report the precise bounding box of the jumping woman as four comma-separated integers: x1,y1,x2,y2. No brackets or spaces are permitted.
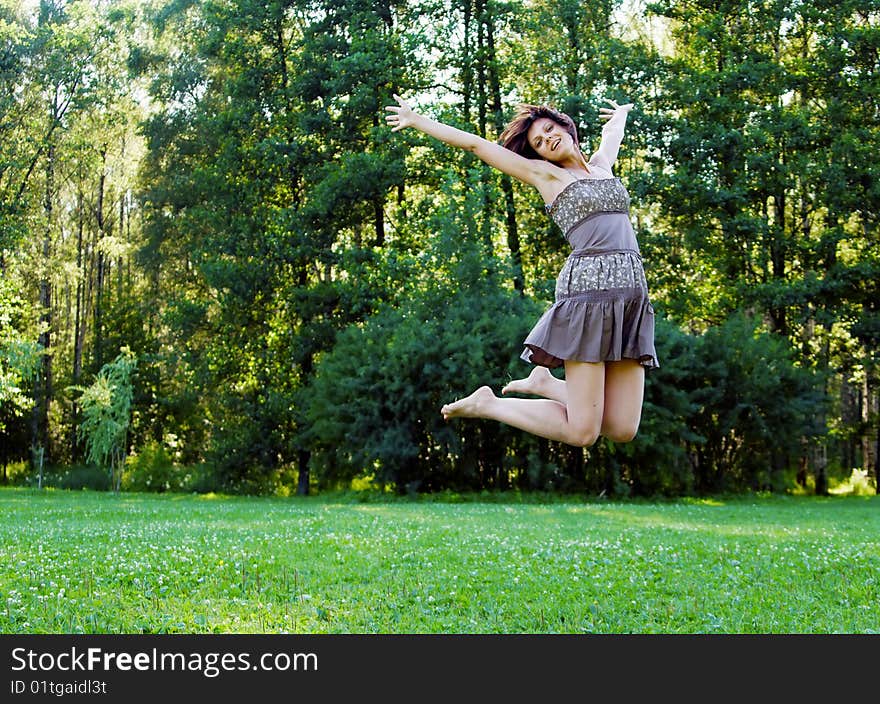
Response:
385,94,659,448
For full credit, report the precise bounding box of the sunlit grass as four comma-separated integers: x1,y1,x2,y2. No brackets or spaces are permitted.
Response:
0,488,877,634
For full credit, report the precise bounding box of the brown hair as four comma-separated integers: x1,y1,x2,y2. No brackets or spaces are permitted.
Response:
499,104,580,161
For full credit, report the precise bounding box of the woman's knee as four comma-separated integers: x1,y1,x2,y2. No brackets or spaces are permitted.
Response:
566,424,600,448
603,419,640,443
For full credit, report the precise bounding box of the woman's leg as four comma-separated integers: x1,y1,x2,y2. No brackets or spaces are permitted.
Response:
600,359,645,442
502,359,646,443
501,366,567,403
441,360,605,447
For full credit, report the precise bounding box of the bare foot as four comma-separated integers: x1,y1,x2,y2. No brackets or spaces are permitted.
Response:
502,366,554,396
441,386,495,420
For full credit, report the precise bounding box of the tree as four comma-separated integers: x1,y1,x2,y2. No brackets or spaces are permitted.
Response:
2,0,873,497
1,0,147,474
71,347,137,492
137,0,424,493
0,278,42,481
642,0,879,491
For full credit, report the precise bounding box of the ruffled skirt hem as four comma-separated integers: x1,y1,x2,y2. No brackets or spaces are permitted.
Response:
520,288,659,370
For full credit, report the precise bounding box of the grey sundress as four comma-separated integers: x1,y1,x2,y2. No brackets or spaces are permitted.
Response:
520,176,659,369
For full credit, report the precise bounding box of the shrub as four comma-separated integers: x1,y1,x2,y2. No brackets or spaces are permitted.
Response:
122,442,182,493
70,348,137,492
304,271,547,492
615,314,703,496
688,313,823,492
39,464,111,491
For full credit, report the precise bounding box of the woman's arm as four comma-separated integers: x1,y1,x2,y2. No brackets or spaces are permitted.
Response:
385,94,553,189
588,99,634,174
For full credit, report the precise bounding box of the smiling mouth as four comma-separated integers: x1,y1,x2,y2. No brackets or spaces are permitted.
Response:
551,137,561,152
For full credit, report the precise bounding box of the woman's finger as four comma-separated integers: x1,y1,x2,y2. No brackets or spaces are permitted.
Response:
386,94,414,131
385,111,404,131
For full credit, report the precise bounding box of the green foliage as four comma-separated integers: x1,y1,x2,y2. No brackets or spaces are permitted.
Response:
305,266,544,491
619,315,703,496
202,390,295,496
122,441,180,493
43,464,111,492
308,300,822,496
0,279,41,435
687,313,824,492
641,0,880,340
609,312,822,496
70,348,138,491
3,0,877,497
133,0,430,495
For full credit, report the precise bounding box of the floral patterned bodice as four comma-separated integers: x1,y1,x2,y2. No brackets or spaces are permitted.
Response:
546,178,631,235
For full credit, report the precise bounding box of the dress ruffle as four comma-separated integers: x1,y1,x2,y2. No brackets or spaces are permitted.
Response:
520,288,659,370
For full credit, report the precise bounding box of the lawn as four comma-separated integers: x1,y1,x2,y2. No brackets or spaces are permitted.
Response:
1,488,877,634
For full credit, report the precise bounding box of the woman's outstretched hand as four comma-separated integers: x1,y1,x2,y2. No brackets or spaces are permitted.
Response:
385,94,418,132
599,98,634,121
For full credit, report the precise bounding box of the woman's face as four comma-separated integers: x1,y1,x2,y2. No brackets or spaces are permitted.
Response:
526,117,575,163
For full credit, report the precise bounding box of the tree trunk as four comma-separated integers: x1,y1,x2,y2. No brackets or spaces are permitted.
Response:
118,147,127,298
485,4,523,292
814,442,829,496
875,417,879,495
31,141,54,464
461,0,473,125
562,1,582,97
297,347,314,496
297,449,311,496
861,375,874,481
474,0,494,257
72,188,85,462
475,0,487,138
770,189,788,336
93,147,108,370
814,336,830,496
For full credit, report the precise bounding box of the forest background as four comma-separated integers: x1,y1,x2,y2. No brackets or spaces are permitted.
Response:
0,0,877,499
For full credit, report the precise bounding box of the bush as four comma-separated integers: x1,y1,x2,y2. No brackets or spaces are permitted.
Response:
306,275,826,495
688,313,823,492
614,314,704,496
304,270,549,492
38,464,111,491
70,348,137,492
122,442,184,493
57,465,112,491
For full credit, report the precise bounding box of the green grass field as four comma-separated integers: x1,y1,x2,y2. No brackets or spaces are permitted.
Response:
1,488,877,634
